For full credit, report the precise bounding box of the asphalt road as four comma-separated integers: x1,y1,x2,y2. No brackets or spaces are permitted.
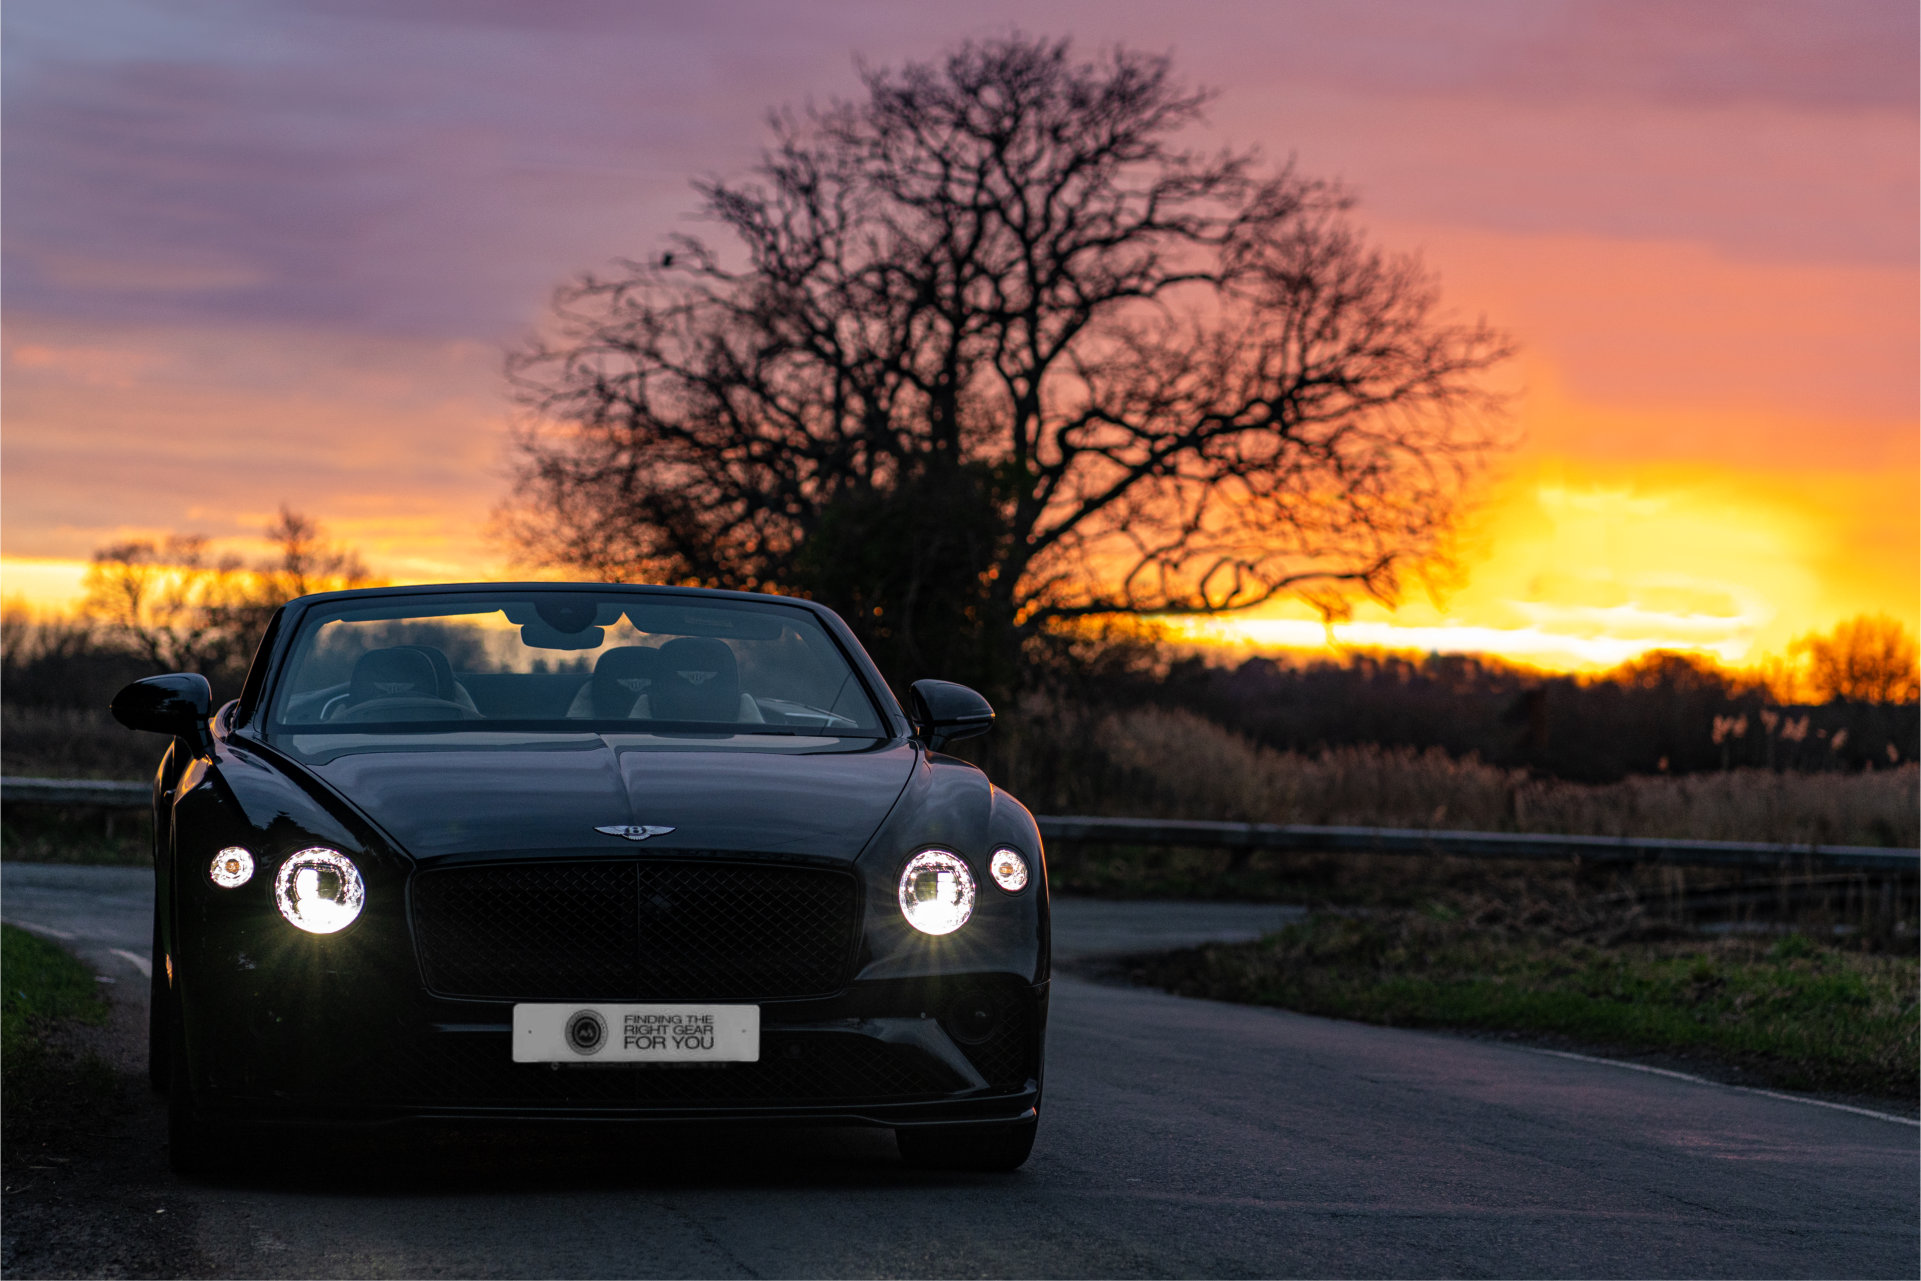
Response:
3,863,1916,1278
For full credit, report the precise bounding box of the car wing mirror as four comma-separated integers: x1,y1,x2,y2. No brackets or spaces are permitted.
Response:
112,673,214,753
908,679,994,752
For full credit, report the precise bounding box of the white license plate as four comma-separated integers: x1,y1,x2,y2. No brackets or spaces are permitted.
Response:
512,1003,760,1063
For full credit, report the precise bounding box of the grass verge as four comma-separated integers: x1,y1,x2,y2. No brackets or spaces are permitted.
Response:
1130,910,1920,1099
2,924,117,1139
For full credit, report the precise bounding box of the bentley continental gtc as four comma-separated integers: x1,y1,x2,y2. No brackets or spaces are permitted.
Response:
113,583,1048,1173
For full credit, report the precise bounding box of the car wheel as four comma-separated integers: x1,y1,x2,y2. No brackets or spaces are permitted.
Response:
896,1118,1037,1171
148,906,170,1095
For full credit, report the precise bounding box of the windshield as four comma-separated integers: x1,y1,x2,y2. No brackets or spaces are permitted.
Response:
264,591,885,736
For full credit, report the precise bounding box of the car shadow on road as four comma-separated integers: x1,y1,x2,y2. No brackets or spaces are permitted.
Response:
183,1121,1029,1197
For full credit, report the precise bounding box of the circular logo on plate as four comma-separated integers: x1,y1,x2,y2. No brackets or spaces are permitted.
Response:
565,1009,607,1056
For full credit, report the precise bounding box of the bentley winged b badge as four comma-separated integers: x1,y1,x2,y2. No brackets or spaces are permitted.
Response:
595,824,676,842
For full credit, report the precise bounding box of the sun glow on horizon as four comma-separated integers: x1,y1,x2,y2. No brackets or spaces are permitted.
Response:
1167,461,1913,676
1,558,92,614
1162,616,1739,673
4,459,1911,681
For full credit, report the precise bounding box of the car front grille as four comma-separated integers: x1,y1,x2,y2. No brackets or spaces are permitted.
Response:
410,859,859,1001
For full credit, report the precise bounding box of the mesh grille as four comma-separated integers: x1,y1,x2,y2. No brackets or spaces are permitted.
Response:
945,979,1036,1091
411,859,858,1001
414,862,639,998
376,1032,958,1106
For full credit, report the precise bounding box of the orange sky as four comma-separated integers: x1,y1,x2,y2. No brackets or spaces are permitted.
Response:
4,3,1915,674
1181,223,1919,669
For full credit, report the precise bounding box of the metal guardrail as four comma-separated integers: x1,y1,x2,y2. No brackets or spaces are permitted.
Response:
3,777,149,806
4,776,1914,874
1036,815,1918,875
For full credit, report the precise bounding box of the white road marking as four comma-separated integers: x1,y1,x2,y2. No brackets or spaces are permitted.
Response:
1520,1045,1920,1127
2,917,76,940
2,914,152,976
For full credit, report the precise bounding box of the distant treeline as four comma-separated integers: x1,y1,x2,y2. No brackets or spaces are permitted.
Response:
6,604,1918,785
3,506,375,713
3,505,1916,787
3,613,177,712
1094,648,1917,784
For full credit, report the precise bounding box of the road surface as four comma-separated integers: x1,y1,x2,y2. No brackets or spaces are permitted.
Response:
2,862,1914,1278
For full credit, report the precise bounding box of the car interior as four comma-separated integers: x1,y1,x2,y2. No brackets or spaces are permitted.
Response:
303,642,832,728
274,595,878,731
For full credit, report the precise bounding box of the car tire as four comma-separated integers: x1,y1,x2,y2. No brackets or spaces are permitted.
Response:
896,1118,1037,1171
148,906,170,1096
166,1017,230,1179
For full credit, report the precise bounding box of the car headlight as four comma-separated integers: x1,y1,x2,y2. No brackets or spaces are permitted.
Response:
209,846,255,889
988,846,1029,893
898,849,975,936
274,848,366,934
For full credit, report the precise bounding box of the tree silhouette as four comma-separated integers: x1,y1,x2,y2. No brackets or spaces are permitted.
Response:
1792,615,1920,705
82,506,375,692
505,36,1512,694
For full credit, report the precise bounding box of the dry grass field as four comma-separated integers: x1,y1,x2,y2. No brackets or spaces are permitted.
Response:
1,707,161,781
1001,703,1919,849
988,703,1919,950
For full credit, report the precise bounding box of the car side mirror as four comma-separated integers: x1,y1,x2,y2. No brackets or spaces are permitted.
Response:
908,679,994,752
112,673,214,753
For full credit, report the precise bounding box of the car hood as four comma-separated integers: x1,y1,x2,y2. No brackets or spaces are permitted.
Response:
284,733,918,862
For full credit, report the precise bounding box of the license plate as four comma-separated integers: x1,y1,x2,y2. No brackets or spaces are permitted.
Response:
512,1003,760,1063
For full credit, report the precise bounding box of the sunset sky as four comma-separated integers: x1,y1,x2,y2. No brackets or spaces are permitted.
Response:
4,0,1915,673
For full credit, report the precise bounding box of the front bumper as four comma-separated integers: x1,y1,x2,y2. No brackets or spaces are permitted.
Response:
188,975,1047,1128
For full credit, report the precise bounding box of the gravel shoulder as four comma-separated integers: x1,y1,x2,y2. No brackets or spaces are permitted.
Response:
1,959,203,1278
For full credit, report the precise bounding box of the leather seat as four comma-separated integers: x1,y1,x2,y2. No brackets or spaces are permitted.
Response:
566,647,664,718
651,638,741,722
395,645,479,712
341,648,439,710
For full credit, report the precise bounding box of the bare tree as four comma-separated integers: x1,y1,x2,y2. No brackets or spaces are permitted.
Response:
82,535,247,674
81,506,376,692
505,36,1512,692
258,505,374,602
1791,615,1920,705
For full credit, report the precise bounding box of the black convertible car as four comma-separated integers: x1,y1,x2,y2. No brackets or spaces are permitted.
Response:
114,583,1047,1174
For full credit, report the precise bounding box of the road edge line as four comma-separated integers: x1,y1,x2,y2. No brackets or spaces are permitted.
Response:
1518,1045,1919,1127
2,916,77,940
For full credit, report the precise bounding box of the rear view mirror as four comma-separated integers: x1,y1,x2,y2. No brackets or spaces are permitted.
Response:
111,673,214,752
909,679,994,751
520,622,605,650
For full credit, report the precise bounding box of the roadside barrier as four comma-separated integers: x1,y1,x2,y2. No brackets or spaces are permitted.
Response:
4,777,149,806
4,776,1914,875
1036,815,1917,875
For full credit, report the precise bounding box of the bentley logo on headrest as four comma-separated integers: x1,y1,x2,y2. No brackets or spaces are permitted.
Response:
616,677,651,692
677,670,717,686
374,681,417,695
594,824,675,842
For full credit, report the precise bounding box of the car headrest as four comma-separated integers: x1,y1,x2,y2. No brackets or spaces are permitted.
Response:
394,645,458,701
348,647,440,705
652,637,739,723
591,646,663,718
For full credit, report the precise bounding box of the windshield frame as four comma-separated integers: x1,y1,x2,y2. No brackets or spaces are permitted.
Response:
241,583,906,743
